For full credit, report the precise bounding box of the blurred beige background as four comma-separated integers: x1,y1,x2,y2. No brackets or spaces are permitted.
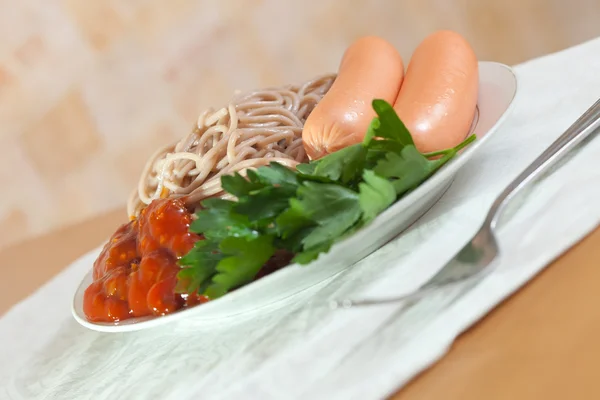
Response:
1,0,599,250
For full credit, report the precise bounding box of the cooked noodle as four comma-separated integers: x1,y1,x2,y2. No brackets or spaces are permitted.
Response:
127,74,336,217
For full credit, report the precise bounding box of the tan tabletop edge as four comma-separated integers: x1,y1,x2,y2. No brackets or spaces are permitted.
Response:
1,212,599,400
0,207,126,315
394,223,600,399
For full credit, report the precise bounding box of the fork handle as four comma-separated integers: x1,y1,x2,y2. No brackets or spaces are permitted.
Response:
485,97,600,230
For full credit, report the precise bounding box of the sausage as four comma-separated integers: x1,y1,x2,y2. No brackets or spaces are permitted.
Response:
393,30,479,153
303,36,405,159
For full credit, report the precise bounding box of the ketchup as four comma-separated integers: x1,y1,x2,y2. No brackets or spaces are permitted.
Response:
83,199,206,322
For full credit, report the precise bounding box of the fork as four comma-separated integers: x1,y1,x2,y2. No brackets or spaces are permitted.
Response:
338,97,600,308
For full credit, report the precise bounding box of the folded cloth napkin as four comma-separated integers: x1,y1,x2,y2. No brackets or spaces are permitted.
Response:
2,36,600,400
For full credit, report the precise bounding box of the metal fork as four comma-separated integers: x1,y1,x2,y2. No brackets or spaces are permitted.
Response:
340,97,600,308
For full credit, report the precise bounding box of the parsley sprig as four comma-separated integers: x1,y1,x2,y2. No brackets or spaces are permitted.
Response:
176,99,476,298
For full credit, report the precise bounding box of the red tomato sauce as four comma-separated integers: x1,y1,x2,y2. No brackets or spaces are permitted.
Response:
83,198,207,322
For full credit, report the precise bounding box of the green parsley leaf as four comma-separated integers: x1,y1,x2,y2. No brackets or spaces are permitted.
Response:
191,203,256,240
275,201,314,240
292,242,332,265
362,118,378,146
301,213,358,249
359,170,397,222
221,172,265,197
370,99,413,145
175,268,198,293
254,162,299,189
176,240,224,293
296,162,317,175
204,235,275,298
421,134,477,158
275,226,315,253
311,144,367,184
293,182,360,224
364,138,405,170
374,145,449,196
374,145,429,179
200,198,237,210
292,182,362,249
234,186,295,222
366,138,405,154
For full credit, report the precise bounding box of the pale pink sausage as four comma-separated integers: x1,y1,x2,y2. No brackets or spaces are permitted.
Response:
393,30,479,153
303,36,405,159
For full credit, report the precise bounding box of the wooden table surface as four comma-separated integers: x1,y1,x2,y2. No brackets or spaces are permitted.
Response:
1,210,599,399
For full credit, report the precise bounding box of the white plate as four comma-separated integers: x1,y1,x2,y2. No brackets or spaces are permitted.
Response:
72,61,518,332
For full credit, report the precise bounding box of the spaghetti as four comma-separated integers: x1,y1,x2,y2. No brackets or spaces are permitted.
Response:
128,74,336,217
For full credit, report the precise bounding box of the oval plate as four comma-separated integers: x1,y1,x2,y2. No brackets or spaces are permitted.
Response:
73,61,518,332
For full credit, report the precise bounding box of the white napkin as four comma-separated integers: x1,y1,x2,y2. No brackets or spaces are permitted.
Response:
2,36,600,400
